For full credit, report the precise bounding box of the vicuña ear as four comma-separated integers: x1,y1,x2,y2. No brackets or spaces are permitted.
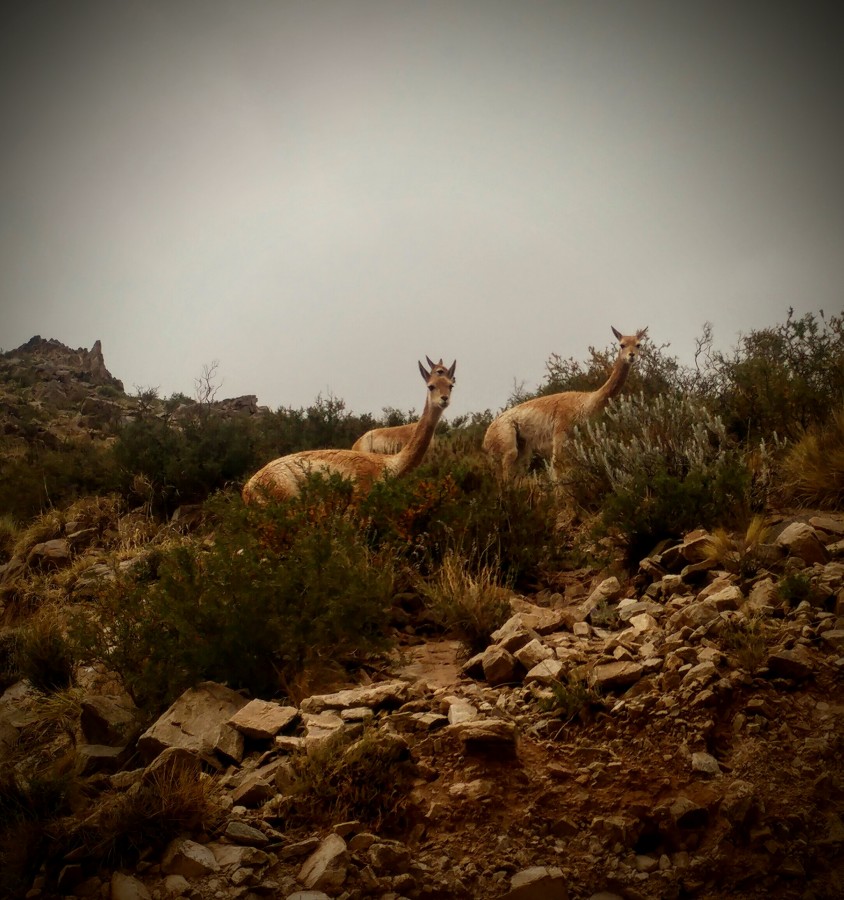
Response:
426,355,438,369
611,326,622,341
419,360,431,381
447,360,457,378
637,327,649,339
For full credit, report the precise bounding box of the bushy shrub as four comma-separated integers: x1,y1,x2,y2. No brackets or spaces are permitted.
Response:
777,572,814,607
0,439,118,522
112,410,254,514
358,457,568,590
566,393,754,562
706,309,844,442
781,405,844,508
70,485,394,708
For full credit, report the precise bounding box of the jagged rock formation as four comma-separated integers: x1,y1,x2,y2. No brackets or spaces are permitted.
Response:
0,337,267,449
8,335,124,390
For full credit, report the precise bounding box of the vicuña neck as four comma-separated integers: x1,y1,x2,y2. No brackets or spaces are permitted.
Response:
389,400,443,476
592,354,632,408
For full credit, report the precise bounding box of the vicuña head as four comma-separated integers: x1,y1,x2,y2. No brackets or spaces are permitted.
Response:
242,356,457,505
483,326,647,481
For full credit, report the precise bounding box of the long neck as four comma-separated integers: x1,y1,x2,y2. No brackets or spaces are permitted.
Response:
388,398,443,477
591,353,632,410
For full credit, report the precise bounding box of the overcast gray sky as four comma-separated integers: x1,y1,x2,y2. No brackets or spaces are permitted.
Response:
1,1,842,417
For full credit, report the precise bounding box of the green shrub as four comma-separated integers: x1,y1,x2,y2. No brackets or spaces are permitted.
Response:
566,393,754,563
70,486,394,708
111,412,254,514
537,673,602,726
777,572,814,607
720,615,768,673
0,439,118,522
358,457,568,590
706,308,844,442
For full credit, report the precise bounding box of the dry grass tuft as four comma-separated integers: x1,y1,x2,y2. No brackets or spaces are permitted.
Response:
698,516,772,581
283,727,416,829
781,407,844,508
0,514,17,562
720,614,769,673
418,549,512,652
13,606,76,695
51,764,219,869
12,508,66,559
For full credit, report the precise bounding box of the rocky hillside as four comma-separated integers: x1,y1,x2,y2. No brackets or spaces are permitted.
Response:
1,504,843,899
0,336,262,447
0,335,842,900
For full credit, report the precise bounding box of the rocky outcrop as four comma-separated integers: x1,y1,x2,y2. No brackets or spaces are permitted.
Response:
8,335,124,390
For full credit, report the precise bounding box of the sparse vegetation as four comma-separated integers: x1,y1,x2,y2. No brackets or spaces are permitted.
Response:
0,771,74,899
781,406,844,508
417,548,512,652
0,312,842,897
55,764,218,868
283,728,416,830
698,516,773,583
69,486,395,709
537,673,602,726
720,614,769,673
565,392,755,562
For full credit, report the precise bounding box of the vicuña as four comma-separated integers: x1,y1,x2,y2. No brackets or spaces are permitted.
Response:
483,326,647,480
242,357,456,504
352,421,436,454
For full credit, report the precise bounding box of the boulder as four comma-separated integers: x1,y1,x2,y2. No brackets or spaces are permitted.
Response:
776,523,828,565
298,834,348,892
136,682,249,763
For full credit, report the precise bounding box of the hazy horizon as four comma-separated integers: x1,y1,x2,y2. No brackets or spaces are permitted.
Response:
2,2,841,417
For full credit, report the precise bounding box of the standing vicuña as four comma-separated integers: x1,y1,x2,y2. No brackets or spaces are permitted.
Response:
483,327,647,480
242,357,457,504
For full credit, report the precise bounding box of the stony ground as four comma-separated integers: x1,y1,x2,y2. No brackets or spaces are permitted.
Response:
3,512,843,900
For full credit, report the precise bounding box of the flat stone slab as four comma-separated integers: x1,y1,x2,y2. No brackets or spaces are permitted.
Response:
299,680,411,714
228,699,298,740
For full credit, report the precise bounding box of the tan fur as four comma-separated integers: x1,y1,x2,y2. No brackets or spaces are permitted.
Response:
352,422,438,454
352,422,414,454
483,327,647,481
243,357,456,504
